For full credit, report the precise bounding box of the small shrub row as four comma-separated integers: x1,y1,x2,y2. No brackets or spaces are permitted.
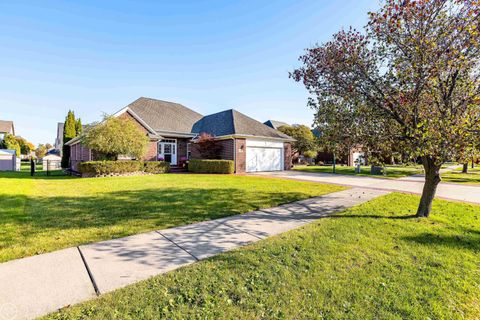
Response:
188,159,234,174
143,161,170,174
78,160,170,176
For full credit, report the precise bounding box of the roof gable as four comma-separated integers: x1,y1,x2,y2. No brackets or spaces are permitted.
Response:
0,120,14,135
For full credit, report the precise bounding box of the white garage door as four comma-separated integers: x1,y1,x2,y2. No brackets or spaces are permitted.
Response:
246,140,284,172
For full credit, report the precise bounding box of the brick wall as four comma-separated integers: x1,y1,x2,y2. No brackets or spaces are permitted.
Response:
177,138,189,160
189,139,234,161
284,142,292,170
189,138,243,173
234,138,246,173
70,142,92,171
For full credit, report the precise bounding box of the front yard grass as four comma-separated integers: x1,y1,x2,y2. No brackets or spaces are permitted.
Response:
294,164,422,178
441,166,480,185
0,171,345,263
45,193,480,319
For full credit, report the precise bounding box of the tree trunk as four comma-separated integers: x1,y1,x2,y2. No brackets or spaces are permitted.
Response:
472,158,475,169
416,156,442,218
462,163,468,173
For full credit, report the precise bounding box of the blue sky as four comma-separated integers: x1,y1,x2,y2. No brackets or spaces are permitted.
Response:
0,0,378,145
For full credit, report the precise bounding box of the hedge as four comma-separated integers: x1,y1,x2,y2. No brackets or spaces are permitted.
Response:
144,161,170,174
78,160,170,176
188,159,234,174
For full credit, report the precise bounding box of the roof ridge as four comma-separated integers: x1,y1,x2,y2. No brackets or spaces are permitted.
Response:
230,109,236,134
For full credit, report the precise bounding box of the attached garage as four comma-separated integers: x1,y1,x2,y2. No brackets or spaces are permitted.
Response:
246,139,284,172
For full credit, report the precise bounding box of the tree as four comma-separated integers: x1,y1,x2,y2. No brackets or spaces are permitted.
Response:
278,125,317,156
75,118,83,135
61,110,77,168
193,133,223,159
292,0,480,217
45,143,53,150
35,144,47,159
82,116,149,160
311,98,363,171
14,136,35,155
0,133,21,156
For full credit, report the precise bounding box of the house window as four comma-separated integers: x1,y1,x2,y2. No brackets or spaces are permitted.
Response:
187,143,191,159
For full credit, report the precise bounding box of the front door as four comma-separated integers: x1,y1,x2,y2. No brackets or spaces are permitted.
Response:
158,139,177,165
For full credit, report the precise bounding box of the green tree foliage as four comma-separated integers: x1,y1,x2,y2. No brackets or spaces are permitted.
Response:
82,116,149,160
45,143,53,150
62,110,77,168
278,125,317,155
0,133,21,156
75,118,83,135
35,144,47,159
292,0,480,217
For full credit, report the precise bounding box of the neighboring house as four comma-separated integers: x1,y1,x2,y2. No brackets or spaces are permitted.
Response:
264,120,290,130
54,122,64,152
0,149,20,171
66,97,294,173
0,120,15,141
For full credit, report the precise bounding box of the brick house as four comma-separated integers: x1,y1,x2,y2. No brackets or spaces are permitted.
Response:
66,97,294,173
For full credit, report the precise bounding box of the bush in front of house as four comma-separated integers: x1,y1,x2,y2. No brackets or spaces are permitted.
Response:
79,160,171,176
78,160,143,176
188,159,234,174
144,161,170,174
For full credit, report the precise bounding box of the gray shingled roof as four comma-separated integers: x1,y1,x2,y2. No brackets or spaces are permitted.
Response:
192,109,293,140
263,120,290,130
127,97,203,133
0,120,14,134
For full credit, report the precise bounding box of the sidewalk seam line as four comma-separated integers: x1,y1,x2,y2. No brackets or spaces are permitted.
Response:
156,231,200,262
77,246,100,296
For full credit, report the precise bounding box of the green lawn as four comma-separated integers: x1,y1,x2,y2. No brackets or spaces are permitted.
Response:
0,171,344,263
294,164,422,179
45,193,480,319
441,166,480,185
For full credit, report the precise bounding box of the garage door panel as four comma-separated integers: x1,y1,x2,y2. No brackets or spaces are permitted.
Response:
246,147,282,172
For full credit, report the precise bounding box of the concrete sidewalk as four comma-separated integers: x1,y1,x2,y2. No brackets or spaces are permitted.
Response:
0,188,388,320
253,171,480,204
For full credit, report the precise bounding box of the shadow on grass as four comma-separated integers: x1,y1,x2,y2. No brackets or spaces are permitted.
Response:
0,187,313,239
402,232,480,251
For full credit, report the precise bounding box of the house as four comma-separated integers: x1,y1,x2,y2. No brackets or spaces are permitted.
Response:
264,120,290,130
54,122,64,152
0,120,15,141
66,97,294,173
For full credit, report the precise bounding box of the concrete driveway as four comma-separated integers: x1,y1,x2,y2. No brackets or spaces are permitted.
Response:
252,171,480,204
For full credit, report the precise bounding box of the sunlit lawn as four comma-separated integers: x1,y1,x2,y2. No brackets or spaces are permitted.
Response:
45,193,480,319
294,164,422,179
0,171,345,263
441,166,480,185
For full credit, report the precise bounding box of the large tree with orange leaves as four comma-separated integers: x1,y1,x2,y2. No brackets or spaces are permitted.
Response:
292,0,480,217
